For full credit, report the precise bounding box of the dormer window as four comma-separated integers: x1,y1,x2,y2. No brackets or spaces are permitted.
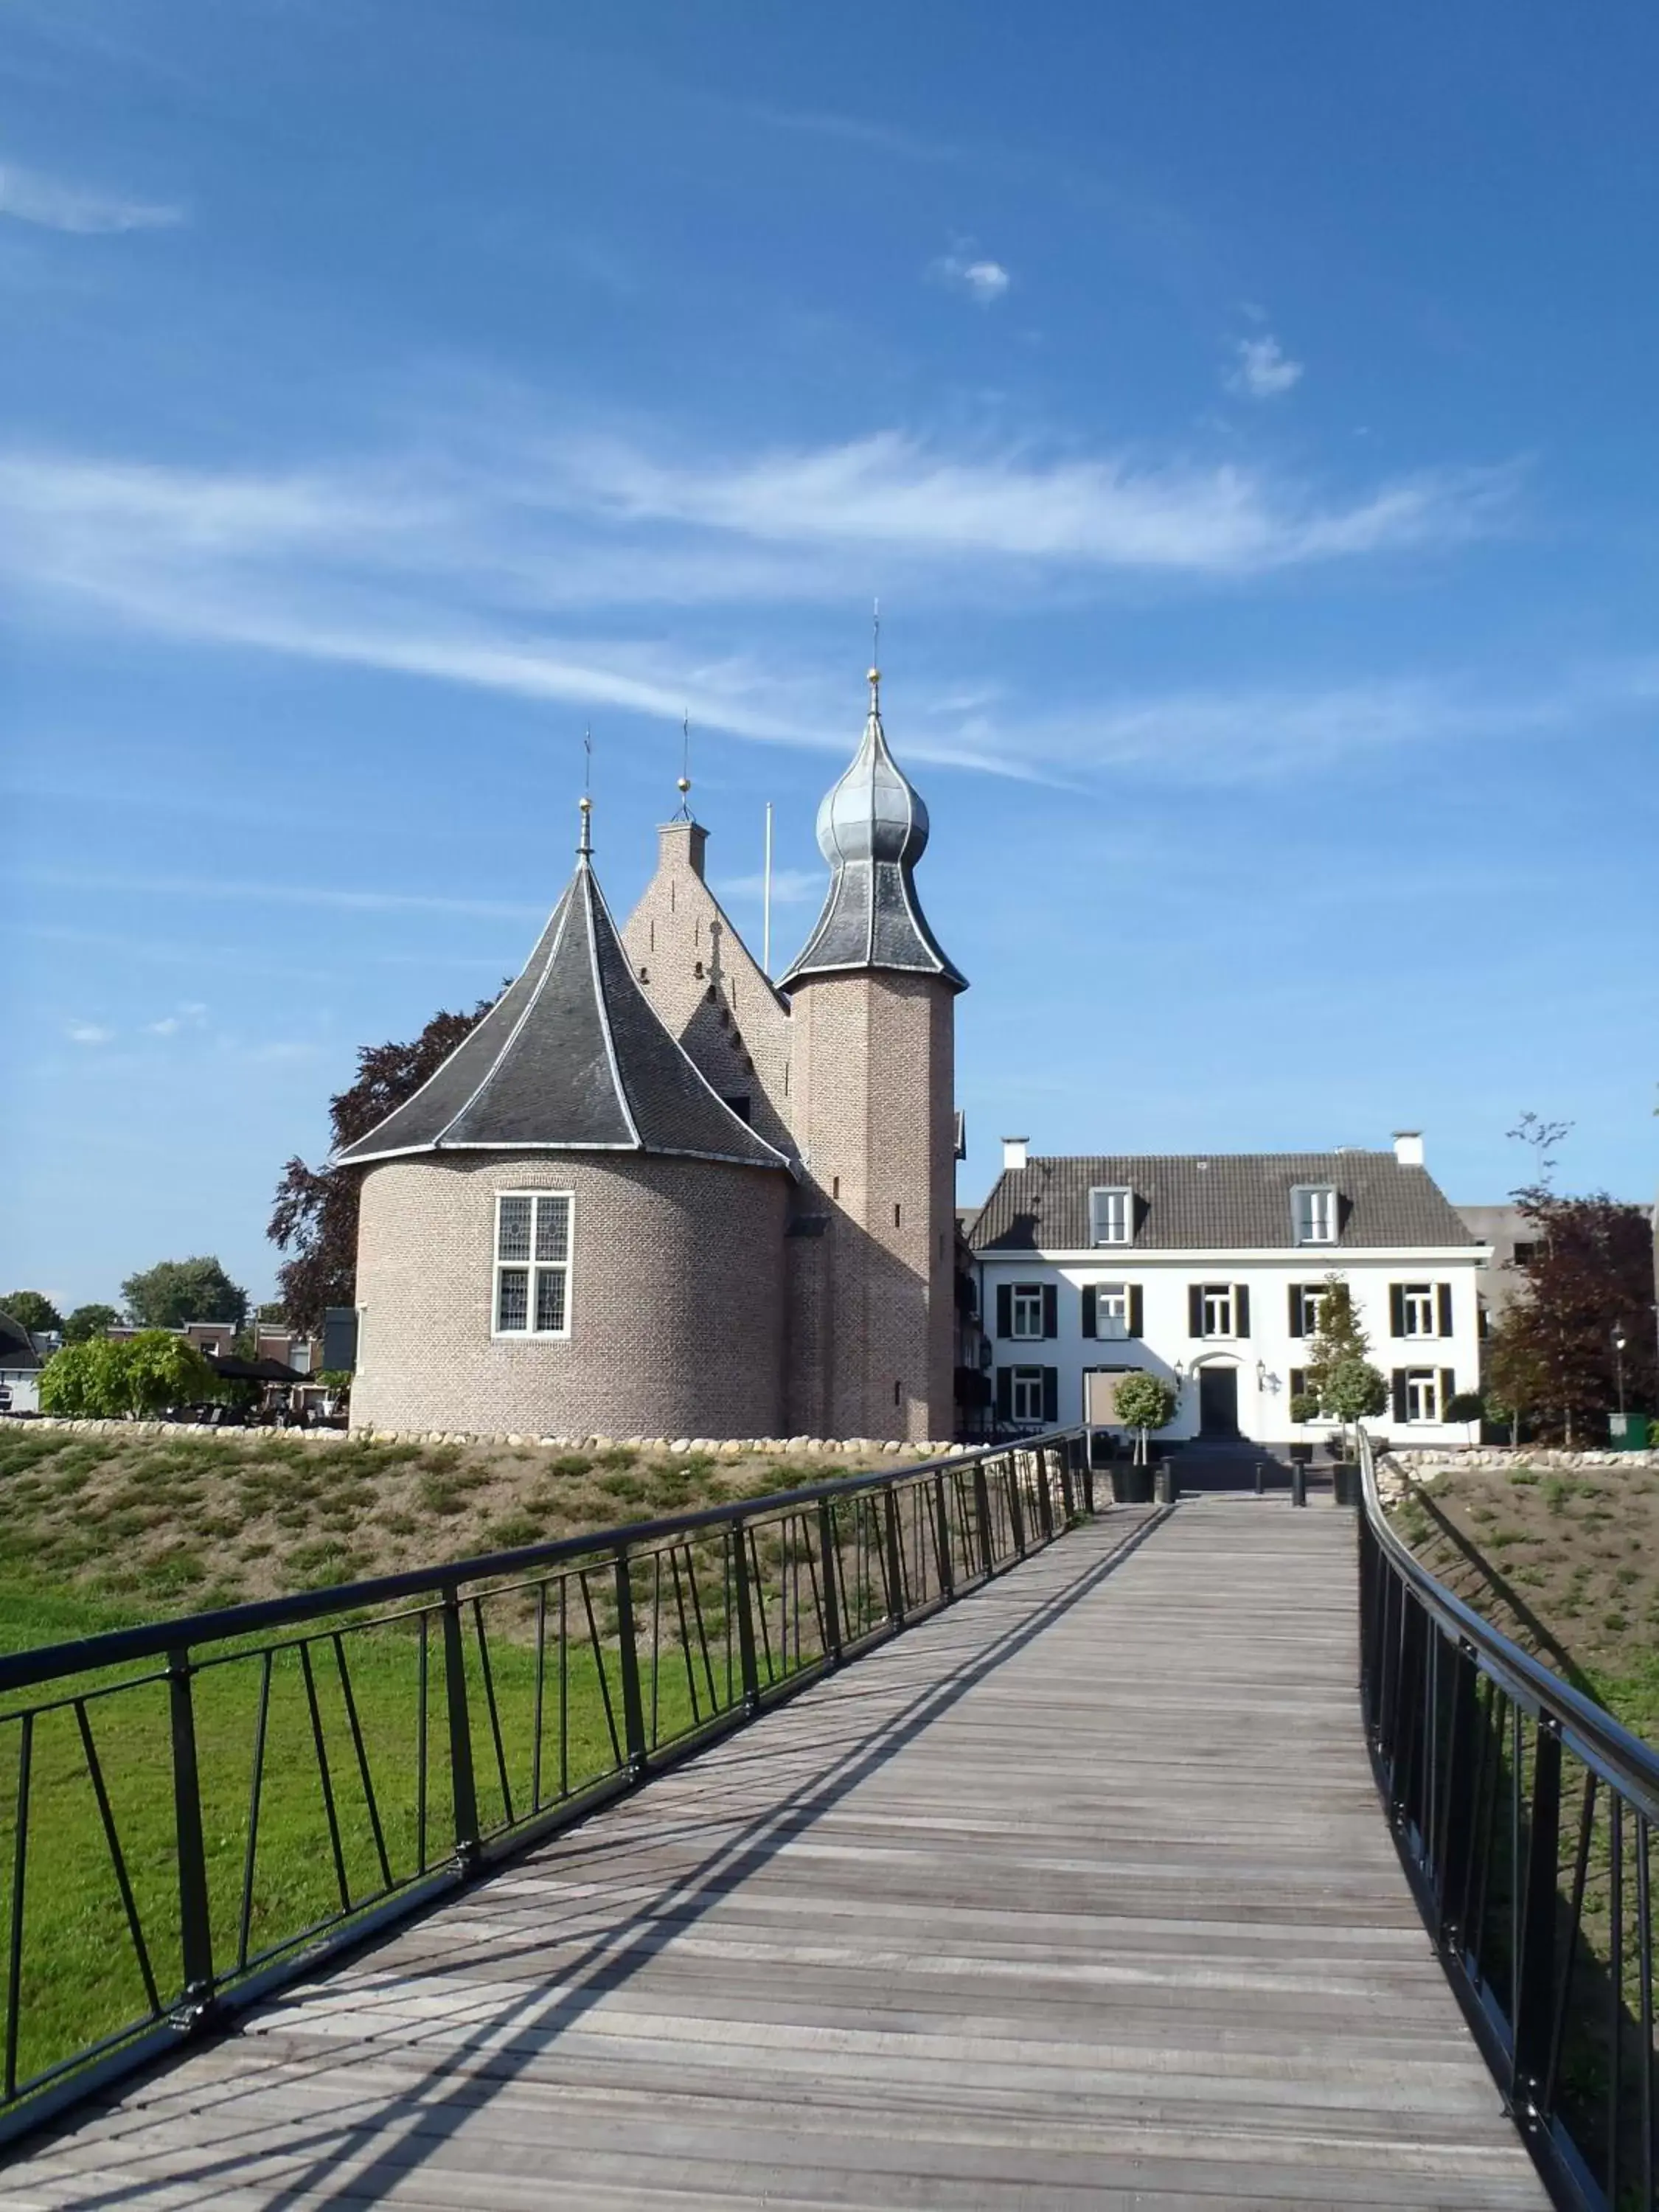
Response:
1089,1186,1133,1245
1292,1185,1338,1245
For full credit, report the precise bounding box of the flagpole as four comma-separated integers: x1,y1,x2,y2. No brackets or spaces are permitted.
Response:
762,801,773,976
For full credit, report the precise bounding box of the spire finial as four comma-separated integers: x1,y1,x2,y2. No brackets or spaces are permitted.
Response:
577,727,594,856
675,708,693,820
868,597,881,716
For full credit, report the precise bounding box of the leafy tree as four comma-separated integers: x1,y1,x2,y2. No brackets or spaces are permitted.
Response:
1115,1372,1177,1467
121,1256,249,1330
0,1291,63,1337
1497,1186,1656,1442
269,997,495,1332
1484,1307,1551,1445
1444,1391,1484,1425
63,1303,120,1343
1303,1275,1370,1408
41,1332,221,1417
1322,1356,1389,1453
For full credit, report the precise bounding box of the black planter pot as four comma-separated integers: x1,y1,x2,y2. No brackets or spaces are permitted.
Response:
1331,1461,1359,1507
1112,1464,1155,1506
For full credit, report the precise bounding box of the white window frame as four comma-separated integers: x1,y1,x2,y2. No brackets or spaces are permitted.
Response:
1301,1284,1329,1335
1089,1186,1133,1246
1293,1185,1338,1245
1402,1283,1437,1339
1009,1284,1046,1340
1010,1366,1046,1422
1094,1282,1130,1340
1404,1368,1440,1423
493,1190,574,1340
1200,1284,1234,1338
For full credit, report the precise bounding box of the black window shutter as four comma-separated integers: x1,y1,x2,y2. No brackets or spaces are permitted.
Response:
1391,1369,1408,1423
1234,1284,1251,1338
1389,1284,1406,1338
1290,1367,1307,1399
1129,1284,1144,1338
1437,1284,1453,1338
1188,1284,1203,1337
1042,1283,1057,1339
996,1284,1012,1339
1081,1286,1097,1338
1042,1368,1058,1424
995,1367,1012,1419
1288,1284,1304,1338
1440,1367,1456,1415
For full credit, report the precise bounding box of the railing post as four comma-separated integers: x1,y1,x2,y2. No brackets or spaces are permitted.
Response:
931,1474,954,1600
1035,1450,1056,1541
731,1520,761,1711
439,1588,481,1872
613,1549,648,1775
166,1648,215,2021
1436,1637,1481,1954
973,1461,995,1576
883,1485,907,1626
816,1499,843,1665
1078,1436,1095,1517
1511,1714,1563,2130
1057,1442,1077,1524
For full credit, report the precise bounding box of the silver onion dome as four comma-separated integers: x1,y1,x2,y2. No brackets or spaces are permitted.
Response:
779,667,965,994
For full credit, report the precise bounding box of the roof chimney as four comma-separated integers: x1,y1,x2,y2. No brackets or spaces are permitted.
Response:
1393,1130,1424,1168
1001,1135,1029,1173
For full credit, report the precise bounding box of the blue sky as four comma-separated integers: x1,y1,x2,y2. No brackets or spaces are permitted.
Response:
4,0,1656,1312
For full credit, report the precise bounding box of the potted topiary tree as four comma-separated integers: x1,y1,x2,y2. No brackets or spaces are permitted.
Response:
1113,1372,1178,1503
1322,1355,1390,1504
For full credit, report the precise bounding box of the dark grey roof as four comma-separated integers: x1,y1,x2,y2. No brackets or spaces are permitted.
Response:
338,851,791,1174
779,675,966,994
0,1314,40,1371
970,1152,1479,1253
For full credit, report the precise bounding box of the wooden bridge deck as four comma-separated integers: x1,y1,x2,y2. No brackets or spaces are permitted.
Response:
1,1499,1549,2211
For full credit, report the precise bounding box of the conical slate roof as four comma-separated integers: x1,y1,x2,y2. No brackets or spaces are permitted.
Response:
779,669,966,993
337,824,792,1173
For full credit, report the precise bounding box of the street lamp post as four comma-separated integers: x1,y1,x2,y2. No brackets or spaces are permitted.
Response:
1613,1328,1628,1417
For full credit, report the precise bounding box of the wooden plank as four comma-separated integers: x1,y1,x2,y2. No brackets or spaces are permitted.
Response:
0,1501,1550,2208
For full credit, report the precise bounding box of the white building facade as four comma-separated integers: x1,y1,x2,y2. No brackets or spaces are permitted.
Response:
970,1134,1488,1450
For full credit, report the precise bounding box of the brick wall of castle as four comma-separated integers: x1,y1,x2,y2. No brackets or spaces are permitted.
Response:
353,1152,788,1439
785,972,956,1441
622,822,796,1156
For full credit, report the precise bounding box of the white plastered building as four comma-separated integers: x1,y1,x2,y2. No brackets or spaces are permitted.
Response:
969,1133,1488,1449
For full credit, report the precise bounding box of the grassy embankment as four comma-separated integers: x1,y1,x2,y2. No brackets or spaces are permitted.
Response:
0,1424,886,2094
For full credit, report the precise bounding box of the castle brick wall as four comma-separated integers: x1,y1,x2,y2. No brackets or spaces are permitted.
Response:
786,973,956,1441
353,1152,788,1439
622,822,796,1155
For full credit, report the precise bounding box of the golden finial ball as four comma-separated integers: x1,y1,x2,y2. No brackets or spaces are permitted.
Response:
579,794,592,812
868,666,880,685
677,776,691,793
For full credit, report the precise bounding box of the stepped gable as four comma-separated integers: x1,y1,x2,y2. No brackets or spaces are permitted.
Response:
779,667,966,992
337,810,791,1173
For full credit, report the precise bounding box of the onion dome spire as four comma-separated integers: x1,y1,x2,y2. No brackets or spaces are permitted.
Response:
777,663,966,993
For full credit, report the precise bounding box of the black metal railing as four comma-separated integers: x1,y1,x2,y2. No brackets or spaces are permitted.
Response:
0,1427,1093,2144
1358,1433,1658,2210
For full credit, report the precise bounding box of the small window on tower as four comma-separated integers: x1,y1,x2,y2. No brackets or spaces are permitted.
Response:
493,1192,573,1338
894,1203,902,1227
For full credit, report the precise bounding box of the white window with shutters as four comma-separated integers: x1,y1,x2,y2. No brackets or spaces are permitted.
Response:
1402,1284,1436,1338
1010,1367,1046,1422
1089,1186,1133,1245
1009,1284,1046,1339
1200,1284,1234,1338
1404,1368,1440,1422
1095,1283,1130,1340
493,1192,574,1338
1292,1185,1338,1245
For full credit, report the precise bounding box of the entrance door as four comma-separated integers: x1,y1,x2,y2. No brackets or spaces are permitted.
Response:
1198,1366,1239,1439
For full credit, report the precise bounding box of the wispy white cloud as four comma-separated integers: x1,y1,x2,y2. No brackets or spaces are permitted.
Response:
928,247,1012,305
65,1020,113,1045
145,1001,209,1037
0,159,183,234
1226,333,1304,400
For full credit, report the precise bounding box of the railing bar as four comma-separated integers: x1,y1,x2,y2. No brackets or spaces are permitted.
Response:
668,1548,700,1730
415,1611,429,1874
802,1519,827,1663
72,1698,161,2019
530,1583,546,1813
4,1714,32,2101
683,1547,718,1714
649,1551,662,1751
328,1633,392,1894
578,1568,622,1771
298,1641,351,1914
1638,1811,1654,2212
234,1653,274,1975
1510,1700,1523,2029
1608,1793,1622,2208
557,1576,568,1804
1541,1768,1596,2114
748,1527,775,1686
469,1597,515,1831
